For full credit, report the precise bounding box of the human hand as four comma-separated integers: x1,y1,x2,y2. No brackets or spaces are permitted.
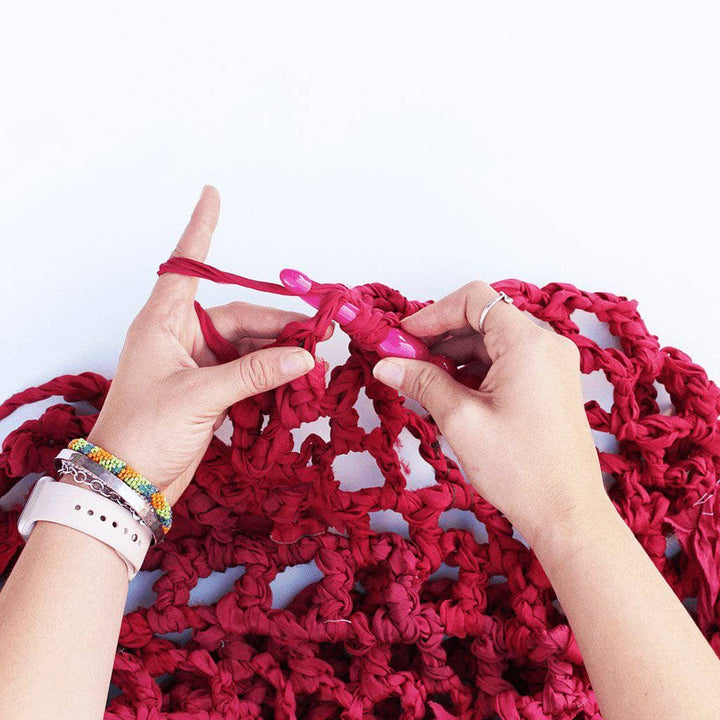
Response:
85,187,327,505
372,281,610,549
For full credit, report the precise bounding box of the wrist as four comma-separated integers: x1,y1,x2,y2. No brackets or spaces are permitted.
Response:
84,426,187,508
86,426,145,472
31,519,130,582
86,428,167,492
76,430,174,537
529,489,619,572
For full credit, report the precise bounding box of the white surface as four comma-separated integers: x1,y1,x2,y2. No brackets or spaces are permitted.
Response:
1,2,719,610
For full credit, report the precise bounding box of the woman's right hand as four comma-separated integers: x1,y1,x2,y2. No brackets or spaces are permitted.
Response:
372,281,611,550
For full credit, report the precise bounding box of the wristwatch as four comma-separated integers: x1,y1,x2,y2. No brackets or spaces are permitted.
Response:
17,476,152,580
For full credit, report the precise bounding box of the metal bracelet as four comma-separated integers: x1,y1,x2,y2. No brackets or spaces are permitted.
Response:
58,459,142,519
54,449,165,544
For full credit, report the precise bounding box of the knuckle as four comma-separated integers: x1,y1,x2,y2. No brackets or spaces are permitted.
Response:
445,396,475,432
190,214,214,236
528,329,579,361
465,279,492,297
518,328,557,364
239,353,273,394
524,325,550,349
227,300,250,314
409,365,440,406
222,301,252,332
555,334,581,362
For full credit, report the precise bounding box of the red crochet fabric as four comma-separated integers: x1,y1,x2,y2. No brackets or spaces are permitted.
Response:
1,259,719,720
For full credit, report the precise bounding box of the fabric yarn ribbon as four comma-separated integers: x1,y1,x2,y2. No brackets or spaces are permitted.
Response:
1,258,719,720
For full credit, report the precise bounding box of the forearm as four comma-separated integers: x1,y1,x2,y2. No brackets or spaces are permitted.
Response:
0,518,128,720
534,492,720,720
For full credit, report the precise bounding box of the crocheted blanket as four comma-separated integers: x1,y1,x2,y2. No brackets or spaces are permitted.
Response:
1,261,718,720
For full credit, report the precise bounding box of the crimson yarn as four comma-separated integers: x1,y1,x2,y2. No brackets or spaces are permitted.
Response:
1,258,719,720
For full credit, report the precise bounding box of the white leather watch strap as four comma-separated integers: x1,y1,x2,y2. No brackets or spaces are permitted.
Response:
17,476,151,580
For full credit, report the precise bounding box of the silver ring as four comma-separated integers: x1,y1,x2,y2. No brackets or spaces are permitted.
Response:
55,449,164,544
478,291,514,334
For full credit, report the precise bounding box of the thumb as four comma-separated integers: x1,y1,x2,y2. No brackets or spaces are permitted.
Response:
198,346,315,413
372,357,466,423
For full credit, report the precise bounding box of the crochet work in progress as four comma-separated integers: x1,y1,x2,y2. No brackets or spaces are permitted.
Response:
1,258,719,720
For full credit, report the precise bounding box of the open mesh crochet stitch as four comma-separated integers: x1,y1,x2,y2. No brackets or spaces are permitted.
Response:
1,258,719,720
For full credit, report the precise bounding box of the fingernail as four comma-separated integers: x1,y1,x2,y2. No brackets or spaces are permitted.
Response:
280,349,314,376
373,359,405,388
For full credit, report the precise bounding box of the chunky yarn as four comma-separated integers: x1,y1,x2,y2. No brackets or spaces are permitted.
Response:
1,258,719,720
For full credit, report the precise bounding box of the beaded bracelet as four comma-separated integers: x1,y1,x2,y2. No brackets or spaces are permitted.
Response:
67,438,172,535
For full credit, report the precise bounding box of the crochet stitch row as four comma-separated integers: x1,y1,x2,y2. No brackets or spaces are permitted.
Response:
1,257,718,719
68,438,172,533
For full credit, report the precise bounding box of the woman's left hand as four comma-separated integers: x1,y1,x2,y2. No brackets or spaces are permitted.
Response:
86,186,328,505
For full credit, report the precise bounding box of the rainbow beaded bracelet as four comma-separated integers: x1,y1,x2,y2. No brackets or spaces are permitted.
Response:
67,438,172,535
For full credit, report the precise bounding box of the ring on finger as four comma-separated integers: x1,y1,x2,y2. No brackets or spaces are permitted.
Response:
478,292,514,334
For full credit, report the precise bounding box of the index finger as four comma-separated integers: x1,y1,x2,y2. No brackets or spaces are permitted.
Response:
401,281,536,359
152,185,220,303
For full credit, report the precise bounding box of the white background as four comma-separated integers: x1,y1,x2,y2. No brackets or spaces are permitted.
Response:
1,2,719,607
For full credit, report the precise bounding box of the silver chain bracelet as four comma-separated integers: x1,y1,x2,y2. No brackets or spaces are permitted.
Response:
55,449,165,544
57,459,143,521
